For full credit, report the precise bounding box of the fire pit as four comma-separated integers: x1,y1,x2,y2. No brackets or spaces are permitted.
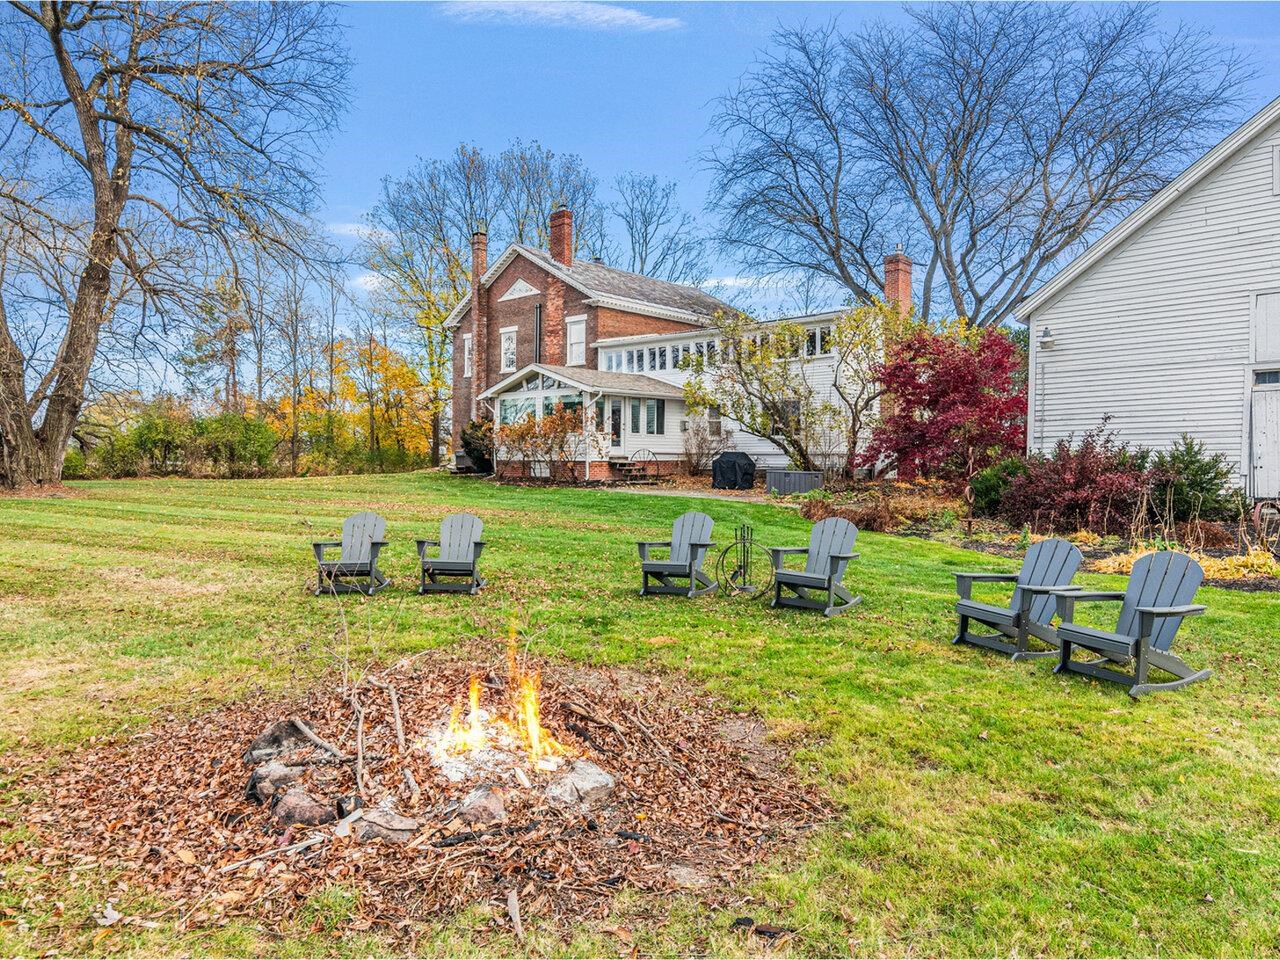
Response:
12,638,829,941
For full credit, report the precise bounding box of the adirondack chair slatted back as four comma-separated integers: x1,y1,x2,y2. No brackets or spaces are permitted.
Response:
439,513,483,562
670,511,714,566
804,517,859,582
1011,538,1083,624
1115,551,1204,651
340,512,387,565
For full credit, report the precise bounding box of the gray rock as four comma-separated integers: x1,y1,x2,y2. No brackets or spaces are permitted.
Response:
459,784,507,825
243,720,309,764
244,761,304,804
273,787,336,826
355,807,419,844
544,759,616,812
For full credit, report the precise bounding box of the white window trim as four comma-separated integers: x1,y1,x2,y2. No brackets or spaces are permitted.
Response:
565,314,587,367
499,325,518,373
462,333,473,378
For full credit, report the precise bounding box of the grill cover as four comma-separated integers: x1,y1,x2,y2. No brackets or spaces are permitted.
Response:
711,451,756,490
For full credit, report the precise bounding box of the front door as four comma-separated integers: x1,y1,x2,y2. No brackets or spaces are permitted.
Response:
1252,371,1280,497
609,399,623,449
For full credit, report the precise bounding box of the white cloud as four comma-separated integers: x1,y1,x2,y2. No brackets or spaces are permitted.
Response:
349,271,385,293
439,1,683,32
327,222,368,238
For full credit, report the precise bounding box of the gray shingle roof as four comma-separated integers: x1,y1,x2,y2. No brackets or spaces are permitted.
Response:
516,246,735,319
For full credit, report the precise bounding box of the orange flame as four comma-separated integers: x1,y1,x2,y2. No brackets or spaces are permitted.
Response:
439,674,488,754
434,630,567,767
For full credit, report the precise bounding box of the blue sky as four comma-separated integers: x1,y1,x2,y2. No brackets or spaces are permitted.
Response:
321,1,1280,297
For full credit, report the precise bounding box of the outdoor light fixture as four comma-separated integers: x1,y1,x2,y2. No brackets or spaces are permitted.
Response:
1038,325,1056,350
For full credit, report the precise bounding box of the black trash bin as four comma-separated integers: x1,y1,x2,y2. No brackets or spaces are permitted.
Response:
711,451,756,490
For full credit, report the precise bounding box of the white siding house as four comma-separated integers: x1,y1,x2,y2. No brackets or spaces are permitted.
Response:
1020,95,1280,499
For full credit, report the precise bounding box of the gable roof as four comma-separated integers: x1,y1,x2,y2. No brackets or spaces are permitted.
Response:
478,363,685,401
445,244,736,328
1018,93,1280,321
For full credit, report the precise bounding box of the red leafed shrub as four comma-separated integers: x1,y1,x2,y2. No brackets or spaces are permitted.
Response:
999,426,1152,535
859,325,1025,484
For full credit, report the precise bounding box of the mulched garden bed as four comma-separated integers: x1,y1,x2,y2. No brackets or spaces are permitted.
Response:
6,648,827,944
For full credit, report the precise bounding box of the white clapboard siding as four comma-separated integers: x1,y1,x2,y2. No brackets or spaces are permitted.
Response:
1027,111,1280,487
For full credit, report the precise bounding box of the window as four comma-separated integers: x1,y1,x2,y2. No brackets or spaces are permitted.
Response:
462,334,473,378
657,346,667,370
708,410,722,436
805,329,818,357
819,325,832,354
1257,370,1280,385
706,340,716,362
630,398,641,433
648,347,657,371
566,317,586,365
626,350,636,373
498,397,535,425
645,399,666,435
500,328,517,372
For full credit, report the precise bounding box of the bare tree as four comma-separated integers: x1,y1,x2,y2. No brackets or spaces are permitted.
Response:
497,140,609,258
708,5,1249,326
0,2,349,486
610,173,709,284
361,172,466,466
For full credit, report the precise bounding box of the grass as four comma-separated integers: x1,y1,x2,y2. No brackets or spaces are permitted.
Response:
1,471,1279,957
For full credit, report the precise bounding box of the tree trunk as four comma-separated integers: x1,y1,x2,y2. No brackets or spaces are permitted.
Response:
430,409,441,467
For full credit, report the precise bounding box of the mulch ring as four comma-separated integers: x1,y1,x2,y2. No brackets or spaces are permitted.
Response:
8,650,828,941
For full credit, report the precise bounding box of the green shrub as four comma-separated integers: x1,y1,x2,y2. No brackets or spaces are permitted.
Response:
192,413,277,477
61,447,86,480
93,433,142,478
460,418,494,473
1150,434,1243,522
970,457,1028,516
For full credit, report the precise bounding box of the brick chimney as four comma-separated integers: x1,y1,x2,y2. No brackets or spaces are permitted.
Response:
883,245,912,319
550,204,573,267
470,221,489,403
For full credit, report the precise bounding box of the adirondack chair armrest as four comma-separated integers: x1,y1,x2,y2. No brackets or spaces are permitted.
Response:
687,541,716,565
1137,604,1206,618
953,571,1017,600
1015,582,1077,614
368,540,389,562
1053,588,1123,622
312,540,342,562
471,540,487,562
769,547,809,570
415,538,439,560
636,540,671,561
827,552,857,576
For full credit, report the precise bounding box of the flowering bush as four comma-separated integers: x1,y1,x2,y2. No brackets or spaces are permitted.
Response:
999,425,1151,536
859,323,1025,484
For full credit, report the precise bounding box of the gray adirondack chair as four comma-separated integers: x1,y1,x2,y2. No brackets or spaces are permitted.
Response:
416,513,486,594
637,511,717,597
1052,551,1210,698
953,538,1083,659
312,512,389,596
769,517,861,617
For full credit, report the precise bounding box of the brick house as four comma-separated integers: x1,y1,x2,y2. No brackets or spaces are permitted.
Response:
446,205,912,479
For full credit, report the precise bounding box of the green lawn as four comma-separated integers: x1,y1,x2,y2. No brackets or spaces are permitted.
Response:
2,472,1279,957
